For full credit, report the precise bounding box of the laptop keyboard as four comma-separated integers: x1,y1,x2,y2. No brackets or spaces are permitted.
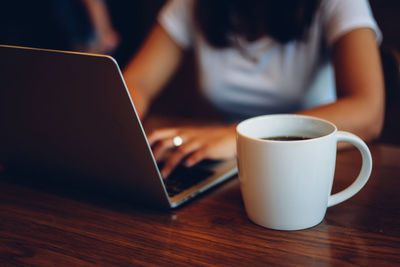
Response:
158,160,218,197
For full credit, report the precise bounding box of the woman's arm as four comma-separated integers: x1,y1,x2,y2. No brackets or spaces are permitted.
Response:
151,27,385,178
298,27,385,141
123,24,184,116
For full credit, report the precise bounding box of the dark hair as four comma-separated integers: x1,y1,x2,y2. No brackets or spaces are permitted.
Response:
194,0,320,48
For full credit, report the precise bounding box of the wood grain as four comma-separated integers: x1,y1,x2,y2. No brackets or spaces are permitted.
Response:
1,144,400,266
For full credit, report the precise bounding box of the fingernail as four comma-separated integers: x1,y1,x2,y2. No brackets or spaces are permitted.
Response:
184,161,192,167
161,169,169,179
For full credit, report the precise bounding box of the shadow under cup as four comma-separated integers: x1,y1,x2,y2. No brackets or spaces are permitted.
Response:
236,114,372,231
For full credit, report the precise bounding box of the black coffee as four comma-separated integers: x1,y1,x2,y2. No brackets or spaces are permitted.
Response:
262,136,311,141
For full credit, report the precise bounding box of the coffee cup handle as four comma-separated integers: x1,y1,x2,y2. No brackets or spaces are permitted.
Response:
327,131,372,207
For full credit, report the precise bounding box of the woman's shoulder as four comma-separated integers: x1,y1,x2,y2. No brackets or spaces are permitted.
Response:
317,0,381,48
157,0,196,49
318,0,377,23
161,0,195,15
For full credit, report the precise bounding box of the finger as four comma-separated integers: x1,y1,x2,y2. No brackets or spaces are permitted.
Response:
152,138,177,161
184,147,209,167
147,128,178,146
161,141,201,178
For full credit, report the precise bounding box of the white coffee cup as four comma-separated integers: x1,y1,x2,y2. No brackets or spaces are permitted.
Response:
236,114,372,230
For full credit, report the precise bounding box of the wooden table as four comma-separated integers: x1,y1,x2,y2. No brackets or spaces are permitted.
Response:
1,143,399,266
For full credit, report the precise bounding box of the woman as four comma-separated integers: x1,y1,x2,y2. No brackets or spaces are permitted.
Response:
123,0,384,178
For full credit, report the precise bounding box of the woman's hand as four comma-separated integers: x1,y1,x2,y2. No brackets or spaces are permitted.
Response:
147,124,237,178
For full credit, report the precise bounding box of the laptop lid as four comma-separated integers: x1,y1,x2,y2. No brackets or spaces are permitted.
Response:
0,45,237,208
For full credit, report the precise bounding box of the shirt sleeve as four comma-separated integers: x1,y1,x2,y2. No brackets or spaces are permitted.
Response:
321,0,382,47
157,0,194,49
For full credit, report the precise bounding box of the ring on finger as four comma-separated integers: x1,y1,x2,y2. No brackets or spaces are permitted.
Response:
172,135,183,147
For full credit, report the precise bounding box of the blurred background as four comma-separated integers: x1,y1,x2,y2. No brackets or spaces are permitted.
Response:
0,0,399,143
0,0,165,68
1,1,399,65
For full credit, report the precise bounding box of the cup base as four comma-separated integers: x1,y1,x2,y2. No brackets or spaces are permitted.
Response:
248,217,324,231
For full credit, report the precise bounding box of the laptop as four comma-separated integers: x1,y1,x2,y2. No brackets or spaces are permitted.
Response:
0,44,237,209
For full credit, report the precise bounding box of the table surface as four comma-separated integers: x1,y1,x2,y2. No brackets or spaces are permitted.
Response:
1,142,400,266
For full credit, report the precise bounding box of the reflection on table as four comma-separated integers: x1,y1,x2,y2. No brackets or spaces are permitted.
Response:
0,140,399,265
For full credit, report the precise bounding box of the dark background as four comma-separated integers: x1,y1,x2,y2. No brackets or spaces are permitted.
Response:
2,1,399,68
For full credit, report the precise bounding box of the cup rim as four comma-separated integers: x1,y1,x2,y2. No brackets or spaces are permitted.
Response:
236,114,338,143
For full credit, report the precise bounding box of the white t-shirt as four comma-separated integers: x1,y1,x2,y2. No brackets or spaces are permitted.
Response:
158,0,382,121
